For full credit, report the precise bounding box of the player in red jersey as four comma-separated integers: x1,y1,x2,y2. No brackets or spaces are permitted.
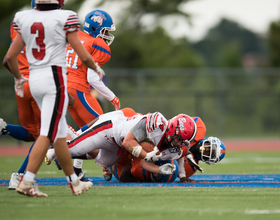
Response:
2,2,41,189
3,0,104,197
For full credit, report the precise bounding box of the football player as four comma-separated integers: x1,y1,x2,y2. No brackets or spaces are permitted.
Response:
65,9,120,179
178,136,226,183
4,0,103,197
45,111,198,177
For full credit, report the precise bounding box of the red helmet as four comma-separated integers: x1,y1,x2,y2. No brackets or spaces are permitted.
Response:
166,114,197,143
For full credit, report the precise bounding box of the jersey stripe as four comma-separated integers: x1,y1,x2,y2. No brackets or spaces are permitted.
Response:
76,90,100,118
68,120,113,148
48,66,65,142
92,44,111,55
146,112,160,133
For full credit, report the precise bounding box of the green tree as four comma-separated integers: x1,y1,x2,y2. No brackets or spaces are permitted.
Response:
268,21,280,67
192,18,266,67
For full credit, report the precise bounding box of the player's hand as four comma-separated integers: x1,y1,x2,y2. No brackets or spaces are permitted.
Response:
180,177,195,183
14,76,28,97
186,154,204,173
144,146,162,162
111,96,120,111
94,63,105,81
158,163,176,175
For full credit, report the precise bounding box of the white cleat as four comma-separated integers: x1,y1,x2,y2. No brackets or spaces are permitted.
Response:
69,173,93,196
45,149,55,165
0,118,7,137
8,172,24,190
16,177,48,197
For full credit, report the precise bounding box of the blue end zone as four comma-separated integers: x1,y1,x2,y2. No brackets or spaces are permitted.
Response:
1,174,279,188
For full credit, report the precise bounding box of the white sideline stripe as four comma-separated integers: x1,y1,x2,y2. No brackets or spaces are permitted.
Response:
245,209,280,214
222,157,280,163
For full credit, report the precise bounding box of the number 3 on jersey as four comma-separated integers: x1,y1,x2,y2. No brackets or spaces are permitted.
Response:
66,40,85,69
31,22,45,60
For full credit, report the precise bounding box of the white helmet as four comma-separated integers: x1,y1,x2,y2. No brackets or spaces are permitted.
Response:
34,0,64,8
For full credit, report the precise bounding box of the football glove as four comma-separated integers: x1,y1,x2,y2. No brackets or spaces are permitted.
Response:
158,163,176,175
186,154,203,173
144,146,162,162
110,96,120,111
14,76,28,97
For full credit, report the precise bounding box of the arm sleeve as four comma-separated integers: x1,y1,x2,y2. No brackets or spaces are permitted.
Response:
130,119,147,142
87,68,116,101
178,157,186,178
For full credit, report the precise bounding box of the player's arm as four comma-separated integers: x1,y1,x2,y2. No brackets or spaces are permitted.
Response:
87,68,120,110
3,33,24,79
140,160,175,175
122,131,148,160
66,31,104,80
123,119,161,162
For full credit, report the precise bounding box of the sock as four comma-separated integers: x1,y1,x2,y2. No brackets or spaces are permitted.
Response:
6,124,29,140
67,173,78,182
24,171,36,182
74,167,82,176
73,159,83,169
17,142,35,173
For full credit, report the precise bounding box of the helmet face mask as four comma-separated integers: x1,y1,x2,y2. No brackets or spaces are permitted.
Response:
199,137,226,165
168,134,183,153
83,10,116,45
166,114,197,153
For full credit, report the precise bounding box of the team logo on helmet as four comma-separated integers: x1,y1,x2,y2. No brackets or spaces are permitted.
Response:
91,15,103,26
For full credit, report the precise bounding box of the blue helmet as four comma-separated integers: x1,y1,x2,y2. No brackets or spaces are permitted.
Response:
83,10,116,46
31,0,35,8
150,160,179,183
198,137,226,165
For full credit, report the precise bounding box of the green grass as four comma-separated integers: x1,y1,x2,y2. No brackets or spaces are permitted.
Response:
1,151,280,220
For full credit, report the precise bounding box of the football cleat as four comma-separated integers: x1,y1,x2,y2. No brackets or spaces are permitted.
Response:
74,167,92,182
16,177,48,197
45,149,55,165
69,173,93,196
102,167,112,181
0,118,7,137
8,172,23,190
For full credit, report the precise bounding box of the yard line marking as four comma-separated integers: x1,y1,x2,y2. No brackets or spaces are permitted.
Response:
245,209,280,214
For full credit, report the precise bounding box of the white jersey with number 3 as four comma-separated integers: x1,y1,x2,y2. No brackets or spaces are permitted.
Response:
13,9,80,69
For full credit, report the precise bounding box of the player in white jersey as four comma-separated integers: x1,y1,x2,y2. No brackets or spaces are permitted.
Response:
45,110,201,175
3,0,104,197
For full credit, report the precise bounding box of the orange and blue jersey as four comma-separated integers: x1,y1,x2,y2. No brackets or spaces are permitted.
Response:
66,30,111,93
10,23,29,77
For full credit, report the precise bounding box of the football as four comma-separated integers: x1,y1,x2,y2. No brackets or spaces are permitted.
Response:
139,141,155,153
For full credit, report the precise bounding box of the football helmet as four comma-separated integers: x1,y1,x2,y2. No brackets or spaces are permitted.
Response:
34,0,64,8
198,137,226,165
83,10,116,46
166,114,197,152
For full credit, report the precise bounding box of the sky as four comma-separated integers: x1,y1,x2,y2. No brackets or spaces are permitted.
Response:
79,0,280,42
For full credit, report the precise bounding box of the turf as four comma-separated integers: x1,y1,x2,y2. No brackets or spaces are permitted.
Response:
0,151,280,220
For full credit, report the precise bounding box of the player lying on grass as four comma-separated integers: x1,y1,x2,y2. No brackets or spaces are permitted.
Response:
45,109,199,177
102,136,225,183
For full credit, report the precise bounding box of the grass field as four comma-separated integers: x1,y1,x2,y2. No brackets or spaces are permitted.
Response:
0,151,280,220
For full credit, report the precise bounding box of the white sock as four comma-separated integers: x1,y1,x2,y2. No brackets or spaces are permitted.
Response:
24,171,36,182
67,173,78,182
73,159,83,169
